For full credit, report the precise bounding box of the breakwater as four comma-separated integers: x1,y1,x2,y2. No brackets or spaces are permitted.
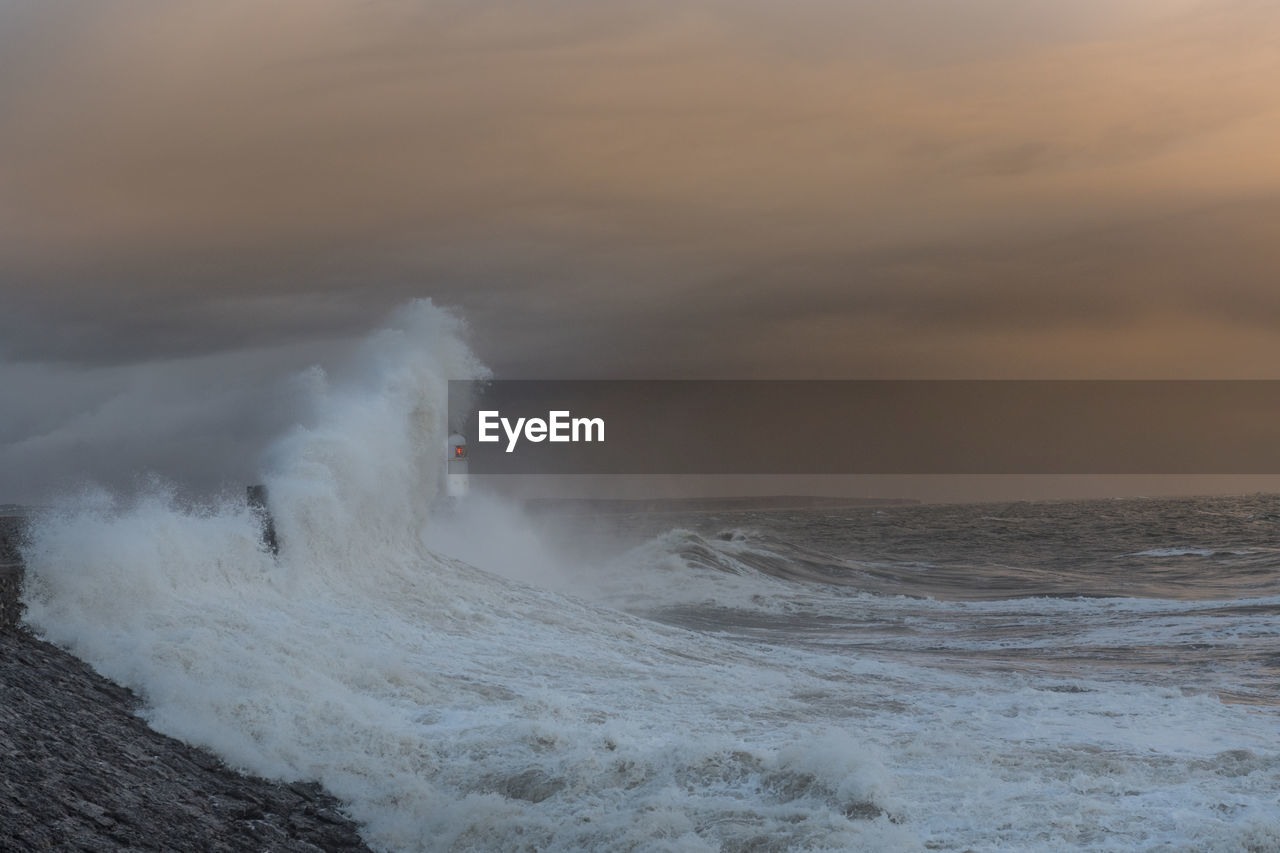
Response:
0,514,25,631
0,511,373,852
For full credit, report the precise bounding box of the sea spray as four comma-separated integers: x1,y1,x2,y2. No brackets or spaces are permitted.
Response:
262,300,489,576
18,301,911,851
17,301,1280,851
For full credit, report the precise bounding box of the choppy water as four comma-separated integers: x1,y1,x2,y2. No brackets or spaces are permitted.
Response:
585,497,1280,708
18,302,1280,852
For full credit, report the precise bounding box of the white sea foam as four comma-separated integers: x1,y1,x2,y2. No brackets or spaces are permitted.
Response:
19,300,1280,851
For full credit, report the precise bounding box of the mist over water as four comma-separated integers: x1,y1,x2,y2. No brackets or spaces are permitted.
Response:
17,301,1280,851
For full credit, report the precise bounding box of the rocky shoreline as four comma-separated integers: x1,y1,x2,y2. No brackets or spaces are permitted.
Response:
1,515,26,632
0,515,375,852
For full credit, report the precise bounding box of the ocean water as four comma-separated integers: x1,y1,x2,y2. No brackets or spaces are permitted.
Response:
18,301,1280,852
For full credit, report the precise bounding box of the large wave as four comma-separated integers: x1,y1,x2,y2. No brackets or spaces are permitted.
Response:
18,301,910,851
17,300,1280,851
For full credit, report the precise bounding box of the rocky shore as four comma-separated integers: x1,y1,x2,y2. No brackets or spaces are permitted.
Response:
1,515,25,632
0,515,375,852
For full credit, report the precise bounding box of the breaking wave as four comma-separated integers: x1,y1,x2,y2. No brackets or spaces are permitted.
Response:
17,300,1280,851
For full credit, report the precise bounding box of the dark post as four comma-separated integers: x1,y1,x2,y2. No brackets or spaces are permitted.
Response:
246,485,279,557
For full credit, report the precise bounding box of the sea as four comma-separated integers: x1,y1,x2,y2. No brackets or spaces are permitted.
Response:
17,302,1280,852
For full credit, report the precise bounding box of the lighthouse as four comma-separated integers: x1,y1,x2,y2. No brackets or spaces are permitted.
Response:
447,432,469,497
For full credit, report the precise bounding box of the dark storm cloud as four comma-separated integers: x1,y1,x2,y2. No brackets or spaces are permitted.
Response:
4,0,1280,497
702,197,1280,334
462,196,1280,378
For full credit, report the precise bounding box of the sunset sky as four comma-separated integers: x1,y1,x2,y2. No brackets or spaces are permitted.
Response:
3,0,1280,497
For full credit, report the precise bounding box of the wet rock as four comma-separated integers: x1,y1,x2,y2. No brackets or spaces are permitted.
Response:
0,515,25,632
0,628,372,852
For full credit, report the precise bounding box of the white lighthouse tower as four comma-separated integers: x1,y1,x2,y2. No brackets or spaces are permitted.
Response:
446,432,469,498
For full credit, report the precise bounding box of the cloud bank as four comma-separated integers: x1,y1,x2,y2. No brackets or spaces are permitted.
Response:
3,0,1280,497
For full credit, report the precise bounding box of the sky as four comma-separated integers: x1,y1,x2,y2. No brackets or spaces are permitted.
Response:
3,0,1280,499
